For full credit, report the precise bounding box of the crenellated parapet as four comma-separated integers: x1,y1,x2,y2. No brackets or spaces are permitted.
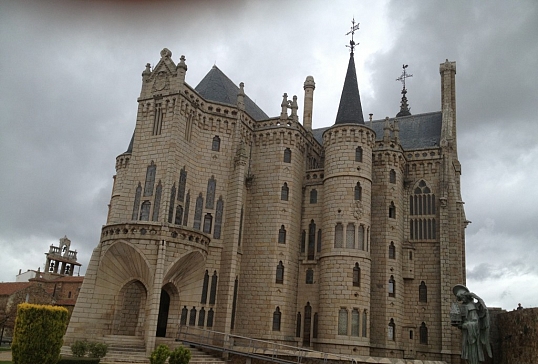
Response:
322,124,375,149
101,222,210,255
115,152,131,171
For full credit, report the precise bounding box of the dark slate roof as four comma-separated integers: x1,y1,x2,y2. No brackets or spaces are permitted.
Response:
195,65,269,121
125,132,134,153
334,53,365,125
313,111,442,150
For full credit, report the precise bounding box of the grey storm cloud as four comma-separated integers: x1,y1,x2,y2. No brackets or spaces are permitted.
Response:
1,0,537,309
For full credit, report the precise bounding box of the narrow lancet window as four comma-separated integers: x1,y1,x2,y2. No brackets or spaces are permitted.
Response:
152,181,162,221
132,182,142,220
193,193,203,230
278,225,287,244
283,148,291,163
206,176,216,209
214,197,224,239
143,161,157,196
281,183,289,201
355,182,362,201
212,136,221,151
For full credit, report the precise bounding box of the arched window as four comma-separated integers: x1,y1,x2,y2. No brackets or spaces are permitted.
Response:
152,181,162,221
201,270,209,304
362,310,367,337
168,184,176,223
198,308,206,327
140,201,151,221
143,161,157,196
278,225,287,244
334,223,344,248
358,225,365,250
308,220,316,260
301,230,306,253
281,183,289,201
193,193,203,230
389,201,396,219
189,307,197,326
207,308,214,327
175,205,183,225
317,229,322,252
419,281,428,303
389,275,395,297
203,213,213,234
132,182,142,220
206,176,216,209
303,303,312,345
351,309,360,337
420,322,428,344
212,136,221,151
231,277,238,330
296,312,302,337
338,308,348,335
209,271,218,304
283,148,291,163
306,268,314,284
354,182,362,201
310,189,317,203
389,169,396,184
180,306,188,326
276,261,284,284
178,167,187,202
353,263,360,287
214,197,224,239
153,102,163,135
355,146,363,162
388,318,395,340
313,313,319,338
346,223,355,248
410,180,436,240
389,242,396,259
272,307,281,331
183,191,190,226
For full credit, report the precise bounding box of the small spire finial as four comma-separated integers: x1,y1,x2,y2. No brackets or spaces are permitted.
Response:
396,64,413,117
345,17,360,54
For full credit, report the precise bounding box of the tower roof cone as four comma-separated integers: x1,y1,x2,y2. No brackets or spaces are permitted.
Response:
334,53,365,125
335,19,365,125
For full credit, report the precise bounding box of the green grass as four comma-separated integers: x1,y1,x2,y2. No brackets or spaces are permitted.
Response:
0,361,11,364
0,348,10,351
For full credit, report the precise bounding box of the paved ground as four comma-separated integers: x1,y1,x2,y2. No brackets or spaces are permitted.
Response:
0,350,12,361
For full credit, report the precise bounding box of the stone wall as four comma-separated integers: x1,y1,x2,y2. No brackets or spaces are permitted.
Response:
494,308,538,364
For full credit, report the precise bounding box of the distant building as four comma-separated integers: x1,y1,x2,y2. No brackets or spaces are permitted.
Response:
0,236,84,338
65,46,466,363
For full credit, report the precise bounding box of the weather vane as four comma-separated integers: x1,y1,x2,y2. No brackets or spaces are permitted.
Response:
396,64,413,91
345,17,360,54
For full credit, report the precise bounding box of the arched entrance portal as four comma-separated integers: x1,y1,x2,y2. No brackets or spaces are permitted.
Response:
156,289,170,337
113,280,147,336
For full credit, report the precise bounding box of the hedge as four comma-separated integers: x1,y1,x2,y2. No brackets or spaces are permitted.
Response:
57,357,100,364
11,303,68,364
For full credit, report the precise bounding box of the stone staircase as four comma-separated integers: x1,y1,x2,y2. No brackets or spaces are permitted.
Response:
62,335,226,363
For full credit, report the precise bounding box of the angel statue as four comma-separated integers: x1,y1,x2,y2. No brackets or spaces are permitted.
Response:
450,285,492,364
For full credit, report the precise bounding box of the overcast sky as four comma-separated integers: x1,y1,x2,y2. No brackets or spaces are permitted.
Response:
1,0,537,311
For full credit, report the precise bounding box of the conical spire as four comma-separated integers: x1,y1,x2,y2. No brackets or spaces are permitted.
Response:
334,53,365,125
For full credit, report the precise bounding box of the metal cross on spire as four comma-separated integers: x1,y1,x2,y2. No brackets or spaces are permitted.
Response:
396,64,413,91
345,17,360,54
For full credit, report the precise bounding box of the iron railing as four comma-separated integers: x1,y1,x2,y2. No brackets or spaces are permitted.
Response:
177,325,358,364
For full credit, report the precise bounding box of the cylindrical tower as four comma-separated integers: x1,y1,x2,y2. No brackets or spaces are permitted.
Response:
317,123,375,355
237,108,306,344
302,76,315,131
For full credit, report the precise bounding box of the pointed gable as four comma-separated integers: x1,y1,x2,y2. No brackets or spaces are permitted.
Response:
195,66,269,121
335,53,365,125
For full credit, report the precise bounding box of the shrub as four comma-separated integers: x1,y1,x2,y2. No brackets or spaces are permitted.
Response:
11,303,68,364
149,344,170,364
169,345,191,364
87,342,108,358
70,341,88,357
57,358,100,364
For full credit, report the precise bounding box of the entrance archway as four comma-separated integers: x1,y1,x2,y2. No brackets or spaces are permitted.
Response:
156,289,170,337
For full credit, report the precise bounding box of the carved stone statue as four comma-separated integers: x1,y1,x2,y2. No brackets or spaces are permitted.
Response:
451,285,492,364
